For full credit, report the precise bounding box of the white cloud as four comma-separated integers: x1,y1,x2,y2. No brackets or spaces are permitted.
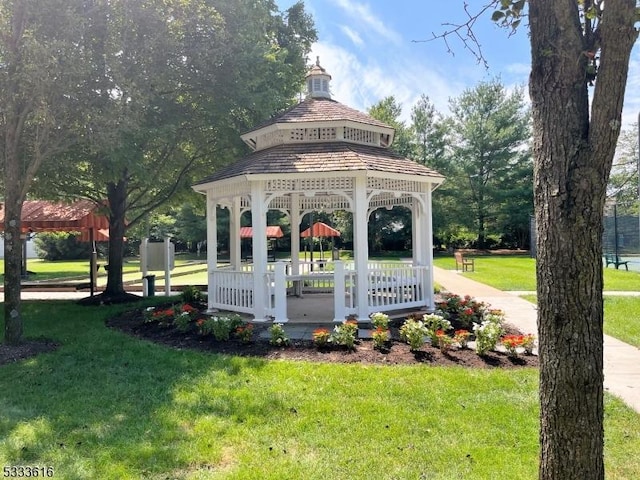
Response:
329,0,402,45
505,62,531,78
311,41,464,122
339,25,364,47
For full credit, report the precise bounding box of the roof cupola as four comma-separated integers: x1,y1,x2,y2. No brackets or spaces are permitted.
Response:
306,57,331,99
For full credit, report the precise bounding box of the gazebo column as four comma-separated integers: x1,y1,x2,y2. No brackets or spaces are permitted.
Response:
412,197,424,265
251,181,269,322
424,187,435,310
206,192,218,311
353,176,370,321
290,194,301,276
229,197,242,269
413,191,435,311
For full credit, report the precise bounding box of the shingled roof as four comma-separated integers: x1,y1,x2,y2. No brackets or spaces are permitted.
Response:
194,142,443,185
252,97,391,131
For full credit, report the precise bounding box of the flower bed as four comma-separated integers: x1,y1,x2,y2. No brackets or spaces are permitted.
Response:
106,291,538,368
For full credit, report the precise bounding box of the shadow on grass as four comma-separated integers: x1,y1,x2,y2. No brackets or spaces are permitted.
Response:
0,300,273,478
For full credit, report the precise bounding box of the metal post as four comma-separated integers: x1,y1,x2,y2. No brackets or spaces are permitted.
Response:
141,238,149,296
89,228,96,296
164,237,171,296
614,203,619,264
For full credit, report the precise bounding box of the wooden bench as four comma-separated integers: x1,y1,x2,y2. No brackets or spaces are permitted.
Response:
604,253,628,271
454,251,475,272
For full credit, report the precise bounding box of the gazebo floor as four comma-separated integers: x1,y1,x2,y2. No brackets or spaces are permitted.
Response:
282,293,426,324
250,293,426,341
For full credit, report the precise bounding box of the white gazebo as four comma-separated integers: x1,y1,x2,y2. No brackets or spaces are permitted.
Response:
193,59,444,323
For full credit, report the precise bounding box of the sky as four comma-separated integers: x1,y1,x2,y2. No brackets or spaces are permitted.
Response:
275,0,640,129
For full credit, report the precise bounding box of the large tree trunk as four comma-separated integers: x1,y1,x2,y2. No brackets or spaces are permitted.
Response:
529,1,637,479
104,179,128,296
3,127,24,345
77,177,138,306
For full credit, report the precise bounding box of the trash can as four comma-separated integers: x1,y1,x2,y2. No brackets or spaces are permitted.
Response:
332,248,340,261
144,275,156,297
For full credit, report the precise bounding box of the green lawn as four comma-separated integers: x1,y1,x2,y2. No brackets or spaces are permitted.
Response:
603,296,640,347
1,300,640,479
520,294,640,348
1,259,140,281
434,254,640,291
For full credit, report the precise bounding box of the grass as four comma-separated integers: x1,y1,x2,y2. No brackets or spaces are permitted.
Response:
520,294,640,348
1,300,640,478
1,259,140,281
603,296,640,348
434,254,640,291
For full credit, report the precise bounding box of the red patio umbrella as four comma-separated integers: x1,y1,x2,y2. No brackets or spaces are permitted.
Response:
239,226,284,238
300,222,340,260
300,222,340,238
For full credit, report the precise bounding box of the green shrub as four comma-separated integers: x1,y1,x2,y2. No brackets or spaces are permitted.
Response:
330,320,358,350
399,318,428,351
473,310,505,355
422,313,452,345
34,231,93,260
173,312,193,332
198,314,243,341
269,323,290,346
180,285,205,304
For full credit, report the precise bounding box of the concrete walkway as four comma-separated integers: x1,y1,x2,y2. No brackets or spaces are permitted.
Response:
434,266,640,414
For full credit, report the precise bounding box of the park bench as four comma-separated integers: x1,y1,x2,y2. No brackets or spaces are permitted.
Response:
604,253,628,271
454,251,475,272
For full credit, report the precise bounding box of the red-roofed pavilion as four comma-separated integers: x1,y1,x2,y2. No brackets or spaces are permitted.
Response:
0,200,109,241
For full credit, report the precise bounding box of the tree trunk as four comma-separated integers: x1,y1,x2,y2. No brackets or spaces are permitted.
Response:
3,127,24,345
104,179,128,296
529,1,637,479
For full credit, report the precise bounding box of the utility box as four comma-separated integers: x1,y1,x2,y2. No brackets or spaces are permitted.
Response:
143,242,175,271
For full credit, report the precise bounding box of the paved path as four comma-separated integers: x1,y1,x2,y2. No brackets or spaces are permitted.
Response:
434,267,640,413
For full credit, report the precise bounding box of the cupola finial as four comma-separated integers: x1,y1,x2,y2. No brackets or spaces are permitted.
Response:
306,58,332,99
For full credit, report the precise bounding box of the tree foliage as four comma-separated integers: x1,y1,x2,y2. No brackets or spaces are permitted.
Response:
1,0,94,343
368,96,414,158
607,123,639,214
447,78,531,248
31,0,316,300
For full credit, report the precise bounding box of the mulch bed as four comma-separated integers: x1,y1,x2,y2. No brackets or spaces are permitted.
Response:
0,303,538,369
0,339,59,366
104,304,538,369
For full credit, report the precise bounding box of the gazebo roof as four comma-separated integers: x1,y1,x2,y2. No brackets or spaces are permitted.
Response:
194,141,443,185
241,96,395,151
253,97,391,130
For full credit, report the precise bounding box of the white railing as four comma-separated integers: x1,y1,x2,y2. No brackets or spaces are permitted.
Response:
208,270,254,314
210,261,430,322
365,265,428,314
